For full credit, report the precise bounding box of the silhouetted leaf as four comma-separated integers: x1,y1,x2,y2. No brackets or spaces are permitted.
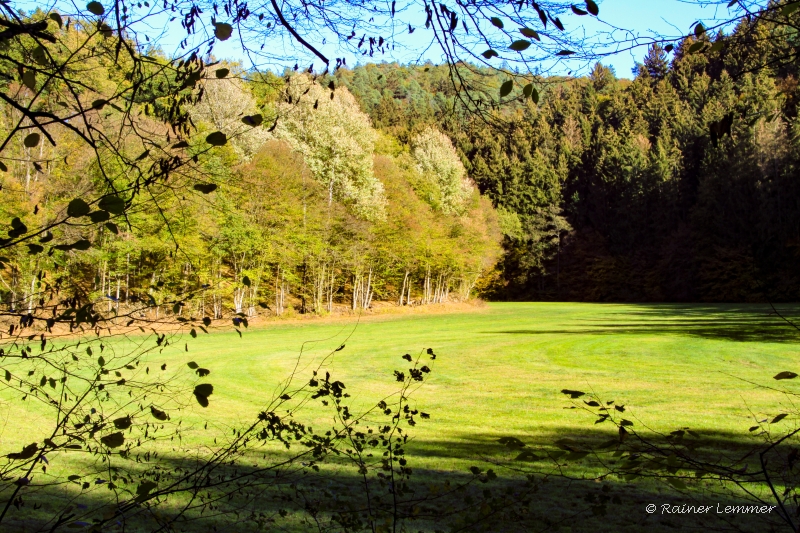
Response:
193,183,218,194
113,416,131,430
100,432,124,448
27,244,43,254
556,50,575,56
23,133,40,148
49,12,63,28
688,41,705,53
196,368,210,377
193,383,213,407
98,195,125,214
187,361,198,369
215,68,229,78
22,71,36,91
242,115,263,127
771,413,788,424
585,0,599,16
520,28,540,40
67,198,91,217
0,161,6,172
664,44,674,52
7,443,38,460
571,5,588,15
87,1,104,15
71,239,91,250
205,131,227,146
509,40,531,51
500,80,513,98
242,275,251,287
490,17,503,29
694,23,705,37
105,222,118,234
135,481,157,501
88,210,110,222
150,406,168,420
481,49,499,59
515,450,539,461
774,371,798,380
561,389,585,398
214,22,233,41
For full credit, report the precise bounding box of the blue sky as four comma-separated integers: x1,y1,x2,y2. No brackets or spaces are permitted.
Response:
30,0,736,78
205,0,737,78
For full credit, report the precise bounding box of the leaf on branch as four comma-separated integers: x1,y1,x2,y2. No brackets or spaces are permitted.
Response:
490,17,503,29
0,161,6,172
100,432,124,448
113,416,132,430
500,80,513,98
585,0,599,16
136,481,158,502
561,389,585,398
67,198,91,217
214,22,233,41
241,114,263,127
523,83,539,103
23,133,41,148
71,239,91,250
784,3,800,16
27,244,43,254
87,1,105,16
688,41,705,54
481,49,499,59
514,450,539,461
664,44,674,53
88,210,110,222
91,99,107,110
193,183,218,194
98,195,125,214
694,23,705,37
509,40,531,51
196,368,210,377
193,383,214,407
571,5,588,16
150,406,168,421
49,12,63,28
556,50,575,56
771,413,788,424
187,361,198,369
520,28,540,40
774,371,798,380
22,71,36,91
205,131,227,146
7,443,38,460
105,222,119,234
242,275,251,286
215,68,229,78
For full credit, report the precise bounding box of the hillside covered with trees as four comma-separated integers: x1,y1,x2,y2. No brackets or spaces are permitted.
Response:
336,13,800,303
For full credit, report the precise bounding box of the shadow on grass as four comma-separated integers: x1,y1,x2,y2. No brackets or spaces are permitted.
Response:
3,427,793,533
487,304,800,343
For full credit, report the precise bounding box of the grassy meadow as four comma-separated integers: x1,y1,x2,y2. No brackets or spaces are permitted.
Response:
6,302,800,532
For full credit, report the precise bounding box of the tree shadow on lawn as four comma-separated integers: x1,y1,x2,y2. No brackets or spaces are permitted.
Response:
4,427,791,533
488,303,800,343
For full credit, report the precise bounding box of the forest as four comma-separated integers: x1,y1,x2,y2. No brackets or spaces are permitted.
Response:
336,23,800,303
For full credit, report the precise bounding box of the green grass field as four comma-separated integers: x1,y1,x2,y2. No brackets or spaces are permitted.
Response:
6,302,800,532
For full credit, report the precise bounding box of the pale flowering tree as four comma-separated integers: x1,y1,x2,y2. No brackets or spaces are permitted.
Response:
412,127,473,215
190,68,270,161
273,76,385,221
